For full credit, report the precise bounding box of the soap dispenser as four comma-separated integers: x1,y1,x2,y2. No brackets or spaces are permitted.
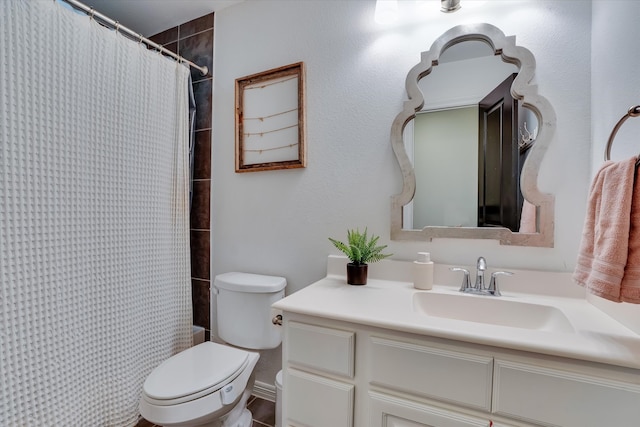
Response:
413,252,434,290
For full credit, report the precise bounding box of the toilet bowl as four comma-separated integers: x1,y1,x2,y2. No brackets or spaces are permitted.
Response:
140,342,259,426
140,272,286,427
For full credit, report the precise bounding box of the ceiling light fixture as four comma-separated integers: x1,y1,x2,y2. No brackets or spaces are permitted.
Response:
441,0,461,13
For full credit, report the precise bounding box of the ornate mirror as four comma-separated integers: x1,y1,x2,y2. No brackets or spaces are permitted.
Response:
390,23,556,247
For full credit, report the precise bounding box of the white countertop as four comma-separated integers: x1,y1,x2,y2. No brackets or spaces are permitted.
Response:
274,264,640,370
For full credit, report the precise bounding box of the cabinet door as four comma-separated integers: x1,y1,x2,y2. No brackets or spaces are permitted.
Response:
370,336,493,412
286,368,354,427
369,391,491,427
493,358,640,427
287,321,355,378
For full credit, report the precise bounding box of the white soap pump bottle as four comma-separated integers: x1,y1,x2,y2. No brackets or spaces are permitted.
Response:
413,252,434,290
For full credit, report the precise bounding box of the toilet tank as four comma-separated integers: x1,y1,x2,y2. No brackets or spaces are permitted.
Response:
214,272,286,350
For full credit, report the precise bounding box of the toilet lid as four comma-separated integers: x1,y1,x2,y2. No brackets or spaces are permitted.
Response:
144,341,249,400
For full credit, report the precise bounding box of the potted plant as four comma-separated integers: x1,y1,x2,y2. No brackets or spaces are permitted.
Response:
328,228,392,285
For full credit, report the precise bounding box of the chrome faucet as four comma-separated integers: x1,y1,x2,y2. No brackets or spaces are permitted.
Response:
450,267,471,292
487,271,513,296
450,257,513,297
474,256,487,291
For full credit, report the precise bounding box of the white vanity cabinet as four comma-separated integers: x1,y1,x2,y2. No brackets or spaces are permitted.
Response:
284,320,356,426
280,312,640,427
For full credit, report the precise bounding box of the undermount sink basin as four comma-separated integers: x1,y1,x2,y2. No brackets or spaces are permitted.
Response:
412,292,575,333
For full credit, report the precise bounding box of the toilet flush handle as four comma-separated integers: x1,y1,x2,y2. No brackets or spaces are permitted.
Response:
272,314,283,326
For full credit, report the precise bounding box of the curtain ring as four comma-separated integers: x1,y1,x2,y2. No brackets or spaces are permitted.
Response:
115,21,120,33
89,7,95,20
138,33,144,44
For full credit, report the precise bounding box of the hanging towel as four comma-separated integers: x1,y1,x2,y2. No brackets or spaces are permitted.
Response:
620,161,640,303
573,156,639,303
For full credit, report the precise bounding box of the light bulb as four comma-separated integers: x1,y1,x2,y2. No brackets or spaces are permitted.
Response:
441,0,461,13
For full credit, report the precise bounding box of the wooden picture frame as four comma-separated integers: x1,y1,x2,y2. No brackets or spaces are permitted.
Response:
235,62,306,172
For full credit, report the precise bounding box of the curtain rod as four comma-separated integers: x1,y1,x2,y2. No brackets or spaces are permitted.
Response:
60,0,209,76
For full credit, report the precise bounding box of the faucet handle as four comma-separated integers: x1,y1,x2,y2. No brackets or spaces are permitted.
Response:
450,267,471,292
488,271,514,296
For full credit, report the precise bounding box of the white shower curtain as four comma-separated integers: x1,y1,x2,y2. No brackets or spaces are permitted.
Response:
0,1,193,425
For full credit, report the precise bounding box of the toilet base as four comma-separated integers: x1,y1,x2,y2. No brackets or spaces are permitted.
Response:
221,408,252,427
192,408,252,427
160,389,254,427
219,386,253,427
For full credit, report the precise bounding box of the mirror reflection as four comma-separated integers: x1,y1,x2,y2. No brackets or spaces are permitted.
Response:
390,23,556,247
403,41,538,232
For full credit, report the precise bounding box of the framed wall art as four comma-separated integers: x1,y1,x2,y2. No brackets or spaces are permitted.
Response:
235,62,306,172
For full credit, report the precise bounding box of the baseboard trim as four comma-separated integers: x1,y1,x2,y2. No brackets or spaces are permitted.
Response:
252,380,276,402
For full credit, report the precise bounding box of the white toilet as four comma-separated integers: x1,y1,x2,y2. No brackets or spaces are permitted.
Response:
140,272,286,427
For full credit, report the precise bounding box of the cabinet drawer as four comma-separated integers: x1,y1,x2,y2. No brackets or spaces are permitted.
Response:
370,336,493,411
369,391,491,427
286,368,354,427
287,321,355,378
493,358,640,427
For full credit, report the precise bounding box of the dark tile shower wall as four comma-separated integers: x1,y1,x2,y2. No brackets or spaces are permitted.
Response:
150,13,213,340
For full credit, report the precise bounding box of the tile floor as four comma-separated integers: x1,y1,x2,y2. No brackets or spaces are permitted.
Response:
136,396,276,427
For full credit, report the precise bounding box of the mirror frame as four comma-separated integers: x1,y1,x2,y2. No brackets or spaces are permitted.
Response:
390,23,556,247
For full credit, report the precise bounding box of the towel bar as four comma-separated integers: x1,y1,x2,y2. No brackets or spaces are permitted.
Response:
605,105,640,161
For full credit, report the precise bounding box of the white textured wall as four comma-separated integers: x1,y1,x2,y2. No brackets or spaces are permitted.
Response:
589,0,640,335
591,1,640,174
212,0,592,384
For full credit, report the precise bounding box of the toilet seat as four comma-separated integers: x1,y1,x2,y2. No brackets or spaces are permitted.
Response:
139,341,260,427
143,342,250,406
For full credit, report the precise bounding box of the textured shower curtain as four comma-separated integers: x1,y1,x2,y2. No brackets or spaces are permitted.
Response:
0,1,193,425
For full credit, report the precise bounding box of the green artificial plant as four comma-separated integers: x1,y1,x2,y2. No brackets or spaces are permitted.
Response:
328,228,392,266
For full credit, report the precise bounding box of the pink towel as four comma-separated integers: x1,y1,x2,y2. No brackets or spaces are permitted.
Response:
573,157,640,303
621,161,640,303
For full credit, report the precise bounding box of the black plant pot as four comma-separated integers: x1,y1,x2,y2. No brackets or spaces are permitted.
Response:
347,263,368,285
